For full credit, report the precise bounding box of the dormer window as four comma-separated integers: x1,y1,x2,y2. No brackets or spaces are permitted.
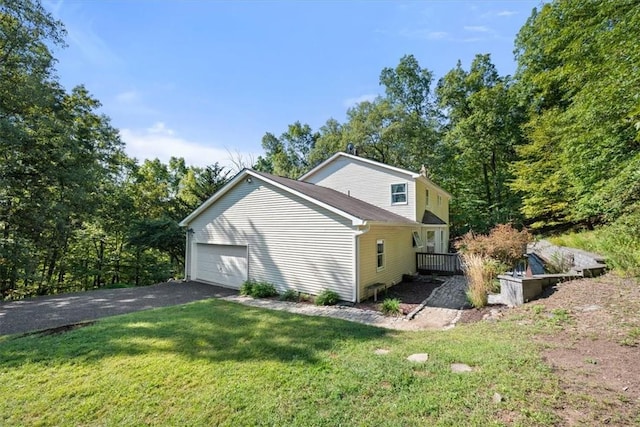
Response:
391,183,407,205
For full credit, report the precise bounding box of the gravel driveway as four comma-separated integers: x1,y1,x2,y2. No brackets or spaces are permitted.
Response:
0,281,236,336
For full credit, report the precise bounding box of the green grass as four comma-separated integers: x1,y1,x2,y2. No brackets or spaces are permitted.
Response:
548,222,640,277
0,300,560,426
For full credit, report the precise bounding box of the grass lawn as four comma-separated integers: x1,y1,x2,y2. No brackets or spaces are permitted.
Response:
0,299,560,426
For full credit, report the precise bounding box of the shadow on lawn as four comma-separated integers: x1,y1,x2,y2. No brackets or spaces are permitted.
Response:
0,299,389,367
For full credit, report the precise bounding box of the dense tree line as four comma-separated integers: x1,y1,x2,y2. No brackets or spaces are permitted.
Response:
257,0,640,240
2,0,638,298
0,1,230,298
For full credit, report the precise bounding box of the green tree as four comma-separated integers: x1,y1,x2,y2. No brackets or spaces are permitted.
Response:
512,0,640,229
255,121,319,178
437,54,525,234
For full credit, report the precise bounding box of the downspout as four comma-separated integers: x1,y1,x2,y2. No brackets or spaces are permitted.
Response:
353,223,371,303
184,227,194,281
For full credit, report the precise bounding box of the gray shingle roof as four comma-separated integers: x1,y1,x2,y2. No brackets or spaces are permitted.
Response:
252,170,418,225
421,210,447,225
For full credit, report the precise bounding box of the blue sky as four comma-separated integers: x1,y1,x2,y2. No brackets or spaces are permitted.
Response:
44,0,542,170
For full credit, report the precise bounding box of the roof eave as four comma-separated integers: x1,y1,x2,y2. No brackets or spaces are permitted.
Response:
178,169,248,226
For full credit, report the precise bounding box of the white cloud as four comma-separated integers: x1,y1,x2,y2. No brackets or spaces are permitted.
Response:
399,29,449,40
66,23,123,68
120,122,259,171
497,10,517,17
115,90,139,104
343,94,378,108
112,90,158,116
464,26,491,33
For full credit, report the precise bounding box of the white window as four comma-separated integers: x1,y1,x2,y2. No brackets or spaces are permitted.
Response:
437,194,442,206
412,231,423,248
425,189,430,208
376,240,385,270
425,231,436,254
391,183,407,205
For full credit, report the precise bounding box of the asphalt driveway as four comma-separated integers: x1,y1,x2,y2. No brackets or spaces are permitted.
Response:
0,281,237,336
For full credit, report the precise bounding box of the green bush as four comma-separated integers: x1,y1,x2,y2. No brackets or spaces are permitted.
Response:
549,212,640,277
315,289,339,306
279,289,298,302
240,280,278,298
381,298,402,316
239,280,254,296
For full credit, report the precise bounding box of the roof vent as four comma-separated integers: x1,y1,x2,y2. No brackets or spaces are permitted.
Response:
346,143,357,156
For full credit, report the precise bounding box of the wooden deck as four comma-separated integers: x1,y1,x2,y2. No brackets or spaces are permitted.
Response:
416,252,463,275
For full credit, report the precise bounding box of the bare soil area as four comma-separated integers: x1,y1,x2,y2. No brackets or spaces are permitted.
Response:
354,276,445,315
509,273,640,425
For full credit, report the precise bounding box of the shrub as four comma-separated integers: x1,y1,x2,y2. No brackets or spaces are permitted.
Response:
279,289,298,302
251,282,278,298
381,298,402,316
315,289,339,306
298,293,312,302
239,280,254,296
456,223,532,267
240,280,278,298
461,253,498,308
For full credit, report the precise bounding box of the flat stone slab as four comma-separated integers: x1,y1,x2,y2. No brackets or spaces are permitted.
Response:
576,304,601,312
451,363,473,373
407,353,429,362
374,349,390,355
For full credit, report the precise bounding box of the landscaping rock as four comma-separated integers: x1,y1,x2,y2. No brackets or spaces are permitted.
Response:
576,304,601,312
450,363,473,373
407,353,429,362
492,392,503,403
374,349,390,355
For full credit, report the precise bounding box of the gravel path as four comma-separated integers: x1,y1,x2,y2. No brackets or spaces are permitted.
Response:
0,281,235,336
222,295,461,331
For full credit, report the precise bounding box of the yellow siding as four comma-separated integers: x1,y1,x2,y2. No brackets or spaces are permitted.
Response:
358,226,418,301
415,179,450,224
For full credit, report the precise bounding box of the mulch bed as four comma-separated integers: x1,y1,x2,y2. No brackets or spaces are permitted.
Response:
354,276,445,315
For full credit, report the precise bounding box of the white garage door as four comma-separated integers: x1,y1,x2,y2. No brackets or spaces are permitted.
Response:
195,244,248,288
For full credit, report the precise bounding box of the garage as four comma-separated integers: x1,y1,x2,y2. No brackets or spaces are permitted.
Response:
194,244,248,289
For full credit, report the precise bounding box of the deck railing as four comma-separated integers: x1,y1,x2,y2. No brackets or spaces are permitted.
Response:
416,252,463,275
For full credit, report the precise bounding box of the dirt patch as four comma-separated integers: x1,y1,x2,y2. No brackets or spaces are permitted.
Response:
25,321,96,337
510,273,640,425
354,276,445,315
457,307,491,324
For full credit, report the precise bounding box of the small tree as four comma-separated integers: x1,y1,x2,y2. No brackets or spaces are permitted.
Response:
456,224,532,307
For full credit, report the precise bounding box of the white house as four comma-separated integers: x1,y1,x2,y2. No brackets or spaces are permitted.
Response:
179,153,451,302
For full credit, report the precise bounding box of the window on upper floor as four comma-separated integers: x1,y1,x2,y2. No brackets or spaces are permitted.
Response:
425,189,430,208
437,194,442,206
391,183,407,205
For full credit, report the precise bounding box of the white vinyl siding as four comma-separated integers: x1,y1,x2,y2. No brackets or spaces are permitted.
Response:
303,156,416,221
188,178,356,301
194,244,247,288
358,226,417,301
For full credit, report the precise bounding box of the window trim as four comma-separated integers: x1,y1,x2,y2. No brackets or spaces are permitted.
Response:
391,183,408,205
376,239,385,271
412,231,423,248
425,230,436,254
